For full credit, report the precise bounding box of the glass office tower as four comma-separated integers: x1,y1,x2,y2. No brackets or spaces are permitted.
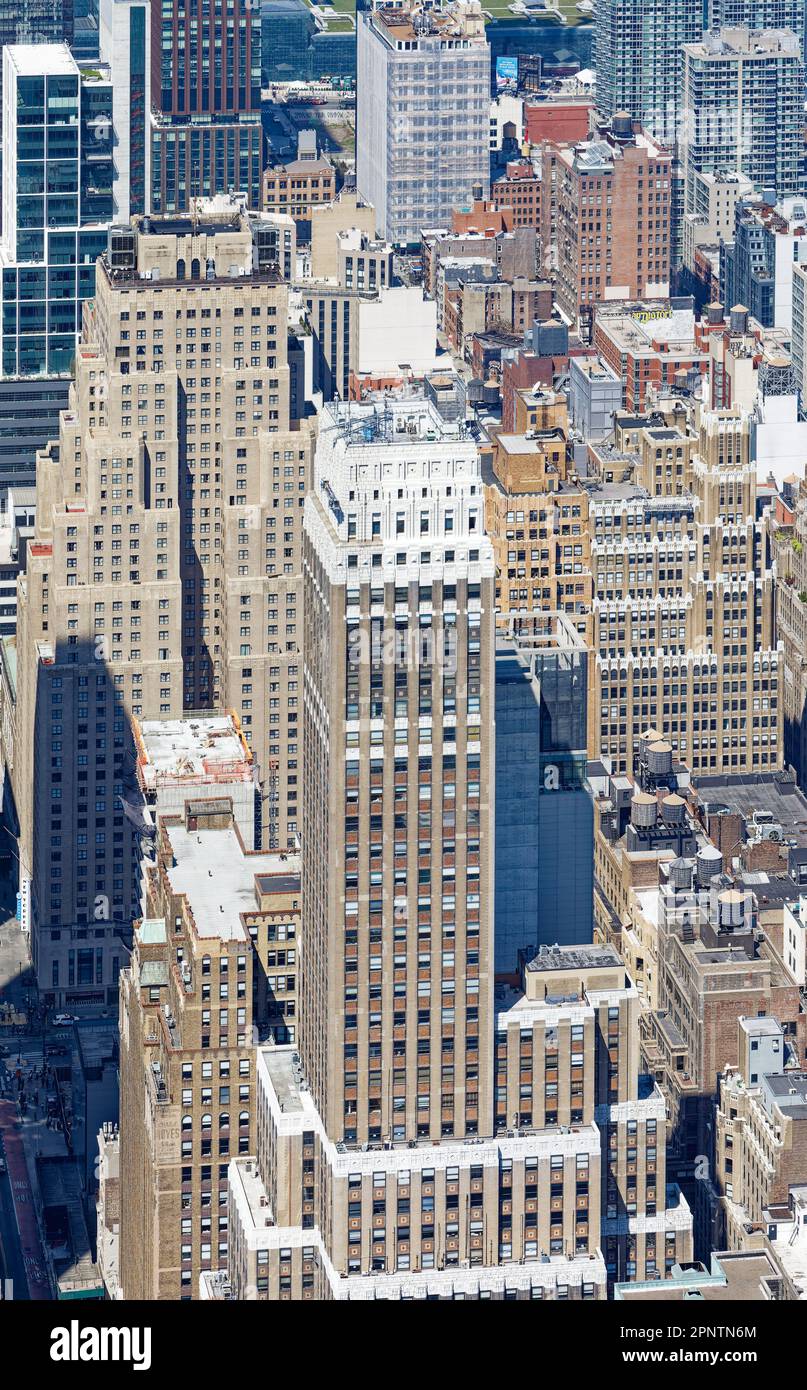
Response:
495,617,593,971
0,45,113,377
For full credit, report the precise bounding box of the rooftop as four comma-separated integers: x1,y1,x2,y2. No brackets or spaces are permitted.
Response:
526,943,622,973
74,1017,118,1073
686,25,801,59
165,826,299,941
138,916,167,945
37,1157,103,1297
268,156,334,178
321,396,477,446
616,1251,787,1301
135,713,253,789
763,1072,807,1112
571,356,621,383
255,870,301,897
5,43,78,78
595,304,702,356
693,771,807,847
496,431,564,455
370,1,487,48
766,1191,807,1297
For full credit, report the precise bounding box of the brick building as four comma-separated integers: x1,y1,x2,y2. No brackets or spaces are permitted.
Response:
541,119,672,329
262,146,336,233
118,804,301,1298
524,97,593,147
715,1017,807,1249
492,160,541,229
501,350,554,431
593,301,710,412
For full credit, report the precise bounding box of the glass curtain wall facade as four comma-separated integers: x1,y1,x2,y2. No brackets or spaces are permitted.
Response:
0,47,112,378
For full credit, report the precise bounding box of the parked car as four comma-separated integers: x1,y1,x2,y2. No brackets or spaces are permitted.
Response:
52,1014,77,1026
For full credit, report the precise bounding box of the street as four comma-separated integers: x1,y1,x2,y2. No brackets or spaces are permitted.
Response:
0,1134,26,1297
0,863,59,1300
0,861,31,1298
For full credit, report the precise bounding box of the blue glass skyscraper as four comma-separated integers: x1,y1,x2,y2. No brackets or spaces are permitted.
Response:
0,46,113,378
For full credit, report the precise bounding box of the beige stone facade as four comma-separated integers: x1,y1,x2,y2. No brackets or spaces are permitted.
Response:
118,802,301,1299
483,398,781,781
10,198,313,1002
216,397,690,1300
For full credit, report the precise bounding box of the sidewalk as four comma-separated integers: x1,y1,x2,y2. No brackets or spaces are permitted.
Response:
0,1099,50,1299
0,867,32,1018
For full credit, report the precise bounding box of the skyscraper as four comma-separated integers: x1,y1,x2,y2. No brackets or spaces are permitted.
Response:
10,198,312,1005
0,45,113,379
356,0,490,246
118,801,301,1299
98,0,151,224
0,5,73,231
0,0,70,44
594,0,703,144
540,118,673,328
681,28,804,215
494,616,593,969
0,31,151,497
300,396,494,1144
707,0,805,29
593,0,703,270
149,0,263,214
209,393,692,1299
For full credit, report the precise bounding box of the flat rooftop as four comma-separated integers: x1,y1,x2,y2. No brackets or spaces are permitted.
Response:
135,213,243,237
6,43,77,77
584,480,647,502
764,1072,807,1108
742,1016,784,1038
75,1018,118,1072
617,1252,785,1301
496,432,565,454
572,357,620,381
263,1046,305,1115
255,871,301,897
496,612,588,661
768,1215,807,1296
684,27,801,59
165,825,298,940
526,943,621,973
693,772,807,845
322,396,475,445
37,1157,102,1296
136,713,252,787
595,305,701,355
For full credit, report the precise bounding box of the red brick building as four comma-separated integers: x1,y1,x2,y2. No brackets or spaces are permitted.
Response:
501,350,554,430
524,98,593,146
541,120,673,327
492,160,541,228
593,301,710,412
450,199,514,236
